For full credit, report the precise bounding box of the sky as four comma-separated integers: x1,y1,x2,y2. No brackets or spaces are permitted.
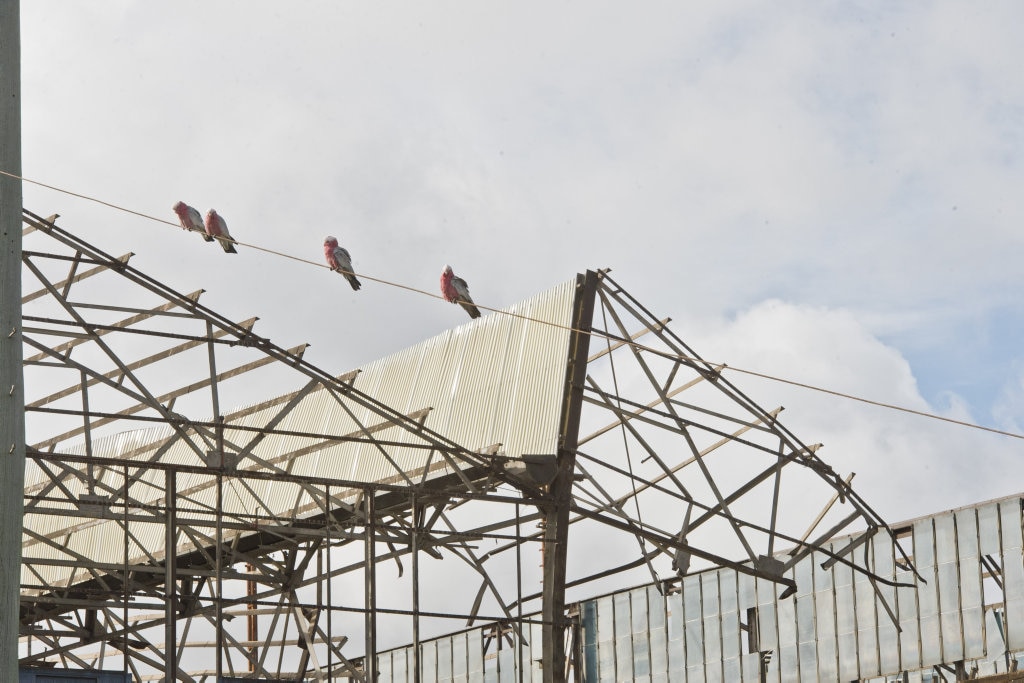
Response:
15,1,1024,566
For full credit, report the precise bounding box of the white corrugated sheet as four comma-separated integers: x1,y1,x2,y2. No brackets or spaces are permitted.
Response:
22,277,578,590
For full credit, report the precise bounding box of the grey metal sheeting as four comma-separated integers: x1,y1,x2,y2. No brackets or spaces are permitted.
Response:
581,494,1022,681
375,493,1024,681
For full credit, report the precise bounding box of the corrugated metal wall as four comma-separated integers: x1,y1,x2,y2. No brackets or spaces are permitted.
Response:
376,494,1024,682
579,495,1022,681
377,622,547,683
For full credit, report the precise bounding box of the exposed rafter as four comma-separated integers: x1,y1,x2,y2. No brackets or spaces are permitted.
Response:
18,210,915,682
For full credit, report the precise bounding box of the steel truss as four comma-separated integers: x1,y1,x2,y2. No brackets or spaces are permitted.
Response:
18,210,916,682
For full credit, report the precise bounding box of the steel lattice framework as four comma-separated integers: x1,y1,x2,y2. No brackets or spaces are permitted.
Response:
17,209,917,682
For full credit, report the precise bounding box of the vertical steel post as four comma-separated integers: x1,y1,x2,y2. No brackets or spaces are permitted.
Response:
247,562,257,672
541,271,597,683
411,495,421,683
216,475,224,681
165,469,177,683
326,485,333,676
516,503,524,683
0,1,23,676
123,466,130,678
364,488,377,680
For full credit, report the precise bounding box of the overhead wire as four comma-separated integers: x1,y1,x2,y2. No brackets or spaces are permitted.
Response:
6,168,1024,442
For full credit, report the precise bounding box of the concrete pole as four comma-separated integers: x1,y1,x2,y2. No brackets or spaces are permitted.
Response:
0,0,23,678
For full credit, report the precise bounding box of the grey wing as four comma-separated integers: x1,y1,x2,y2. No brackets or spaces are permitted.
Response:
189,207,213,241
216,217,237,253
453,277,473,302
333,247,353,270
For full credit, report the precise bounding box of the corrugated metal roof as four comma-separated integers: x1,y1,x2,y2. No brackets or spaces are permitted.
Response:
22,277,578,590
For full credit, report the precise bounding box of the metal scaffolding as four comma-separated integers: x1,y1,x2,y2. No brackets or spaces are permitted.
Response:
17,209,917,682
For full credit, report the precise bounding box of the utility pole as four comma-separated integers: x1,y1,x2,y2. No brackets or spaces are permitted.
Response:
0,0,24,679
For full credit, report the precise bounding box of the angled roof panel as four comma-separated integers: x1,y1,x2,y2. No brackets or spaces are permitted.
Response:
22,265,578,589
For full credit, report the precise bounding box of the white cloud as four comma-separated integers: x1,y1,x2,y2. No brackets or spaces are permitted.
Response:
687,299,1024,523
16,0,1024,544
14,9,1024,671
993,364,1024,436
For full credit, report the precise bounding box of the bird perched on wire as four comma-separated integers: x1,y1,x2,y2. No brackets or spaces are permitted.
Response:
204,209,237,253
440,265,481,319
172,202,213,242
323,236,361,291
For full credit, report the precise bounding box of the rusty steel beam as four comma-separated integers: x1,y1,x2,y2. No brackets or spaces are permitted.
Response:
541,270,598,683
21,252,134,305
16,211,922,680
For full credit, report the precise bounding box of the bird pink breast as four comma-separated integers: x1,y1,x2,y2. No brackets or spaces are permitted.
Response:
440,271,458,302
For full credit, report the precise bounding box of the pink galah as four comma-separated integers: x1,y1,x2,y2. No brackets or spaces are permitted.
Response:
204,209,237,254
172,201,213,242
323,236,361,291
440,265,481,319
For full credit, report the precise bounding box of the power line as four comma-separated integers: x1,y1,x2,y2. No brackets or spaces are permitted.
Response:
2,169,458,301
7,168,1024,441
